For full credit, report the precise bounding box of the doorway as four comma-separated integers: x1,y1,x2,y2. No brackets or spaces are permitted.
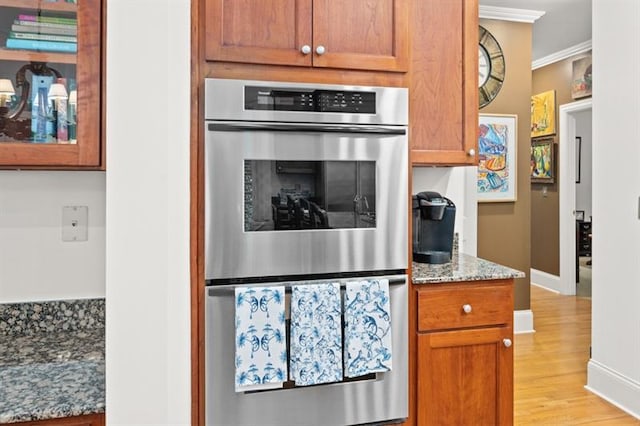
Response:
558,98,593,295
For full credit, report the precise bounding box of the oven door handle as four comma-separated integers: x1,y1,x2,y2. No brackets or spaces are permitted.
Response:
207,122,406,135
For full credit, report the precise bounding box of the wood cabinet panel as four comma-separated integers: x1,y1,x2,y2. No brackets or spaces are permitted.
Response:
417,327,513,425
312,0,408,72
409,0,478,165
14,413,105,426
205,0,312,66
417,281,512,331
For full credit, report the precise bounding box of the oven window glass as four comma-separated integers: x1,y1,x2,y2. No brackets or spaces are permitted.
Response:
244,160,376,231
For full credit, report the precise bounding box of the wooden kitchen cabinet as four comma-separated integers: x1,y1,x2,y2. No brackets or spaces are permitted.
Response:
0,0,102,169
204,0,409,72
416,280,514,425
13,413,105,426
409,0,479,165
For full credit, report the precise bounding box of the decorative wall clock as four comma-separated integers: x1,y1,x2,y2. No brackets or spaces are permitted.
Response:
479,25,505,109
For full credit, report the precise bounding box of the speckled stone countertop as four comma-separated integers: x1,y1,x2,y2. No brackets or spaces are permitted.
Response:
0,299,105,423
412,253,525,284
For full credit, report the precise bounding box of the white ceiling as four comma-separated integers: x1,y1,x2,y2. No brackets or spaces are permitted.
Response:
479,0,592,61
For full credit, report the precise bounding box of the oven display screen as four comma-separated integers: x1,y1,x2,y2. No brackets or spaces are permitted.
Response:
275,97,294,106
257,95,272,105
243,160,376,232
245,86,376,113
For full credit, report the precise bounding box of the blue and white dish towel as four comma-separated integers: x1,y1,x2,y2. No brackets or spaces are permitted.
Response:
343,279,393,378
290,282,343,386
235,286,287,392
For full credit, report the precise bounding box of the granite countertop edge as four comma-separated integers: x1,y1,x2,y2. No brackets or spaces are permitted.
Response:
1,401,105,424
0,330,105,424
412,253,526,284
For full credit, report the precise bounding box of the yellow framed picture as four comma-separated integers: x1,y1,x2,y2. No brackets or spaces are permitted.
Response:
531,90,556,138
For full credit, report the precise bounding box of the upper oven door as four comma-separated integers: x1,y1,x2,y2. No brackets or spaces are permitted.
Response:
204,122,408,281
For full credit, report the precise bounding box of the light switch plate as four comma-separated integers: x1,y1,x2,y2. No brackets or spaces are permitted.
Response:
62,206,88,242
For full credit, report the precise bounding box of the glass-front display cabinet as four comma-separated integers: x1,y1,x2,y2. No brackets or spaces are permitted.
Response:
0,0,101,168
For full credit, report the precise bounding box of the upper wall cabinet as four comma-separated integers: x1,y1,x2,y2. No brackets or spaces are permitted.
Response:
410,0,478,165
205,0,409,73
0,0,102,169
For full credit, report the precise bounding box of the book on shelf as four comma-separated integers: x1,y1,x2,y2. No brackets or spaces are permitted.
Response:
14,20,77,31
18,14,77,26
12,23,77,36
9,31,77,43
5,38,77,53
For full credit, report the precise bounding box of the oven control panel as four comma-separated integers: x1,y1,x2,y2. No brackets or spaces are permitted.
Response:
245,85,376,114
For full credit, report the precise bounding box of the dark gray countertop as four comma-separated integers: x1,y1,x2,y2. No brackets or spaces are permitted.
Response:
412,253,525,284
0,299,105,424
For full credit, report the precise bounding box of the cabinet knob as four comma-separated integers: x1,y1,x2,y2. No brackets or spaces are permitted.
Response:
467,148,476,157
462,304,472,314
503,338,512,348
316,45,326,55
301,45,311,55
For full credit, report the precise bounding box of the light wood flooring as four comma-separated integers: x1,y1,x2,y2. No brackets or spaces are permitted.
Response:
515,285,640,425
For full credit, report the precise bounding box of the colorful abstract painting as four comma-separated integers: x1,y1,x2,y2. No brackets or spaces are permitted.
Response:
531,90,556,138
531,138,555,183
572,55,592,99
478,114,518,202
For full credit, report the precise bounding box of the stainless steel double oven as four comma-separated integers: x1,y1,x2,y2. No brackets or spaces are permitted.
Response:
204,78,409,426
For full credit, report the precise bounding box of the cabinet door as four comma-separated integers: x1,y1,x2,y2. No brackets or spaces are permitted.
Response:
417,327,513,425
0,0,102,168
312,0,408,72
410,0,478,165
205,0,312,66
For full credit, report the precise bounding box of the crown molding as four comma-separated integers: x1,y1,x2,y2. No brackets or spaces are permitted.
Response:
532,40,592,70
479,5,546,23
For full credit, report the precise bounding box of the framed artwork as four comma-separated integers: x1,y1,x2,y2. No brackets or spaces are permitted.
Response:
477,114,518,202
572,55,592,99
575,136,582,183
531,90,556,138
531,138,555,183
576,210,585,221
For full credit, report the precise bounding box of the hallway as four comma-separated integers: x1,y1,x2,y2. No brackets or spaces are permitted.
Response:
515,285,639,424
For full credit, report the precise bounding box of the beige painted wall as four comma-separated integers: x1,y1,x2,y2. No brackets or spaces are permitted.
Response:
531,52,592,275
478,19,532,310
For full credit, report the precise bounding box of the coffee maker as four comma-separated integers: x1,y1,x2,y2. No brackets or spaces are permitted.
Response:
412,191,456,264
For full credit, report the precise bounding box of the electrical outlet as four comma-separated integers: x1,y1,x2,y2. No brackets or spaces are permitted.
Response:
62,206,88,242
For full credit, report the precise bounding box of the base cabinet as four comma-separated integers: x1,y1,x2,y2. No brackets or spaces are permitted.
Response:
417,327,513,425
416,280,514,425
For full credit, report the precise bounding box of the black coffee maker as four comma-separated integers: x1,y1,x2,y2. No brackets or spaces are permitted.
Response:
412,191,456,264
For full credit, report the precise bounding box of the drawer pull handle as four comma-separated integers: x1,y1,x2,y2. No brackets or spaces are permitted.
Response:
503,338,512,348
462,304,472,314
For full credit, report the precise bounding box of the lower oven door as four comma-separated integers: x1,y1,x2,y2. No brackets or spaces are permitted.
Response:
205,275,408,426
204,121,408,281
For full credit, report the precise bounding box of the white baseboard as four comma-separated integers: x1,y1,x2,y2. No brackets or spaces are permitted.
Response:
586,359,640,419
530,268,560,293
514,309,535,334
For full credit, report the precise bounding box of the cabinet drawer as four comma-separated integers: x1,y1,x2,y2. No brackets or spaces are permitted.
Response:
417,284,512,331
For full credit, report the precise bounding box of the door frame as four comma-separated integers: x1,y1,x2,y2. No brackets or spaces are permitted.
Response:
558,98,592,295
